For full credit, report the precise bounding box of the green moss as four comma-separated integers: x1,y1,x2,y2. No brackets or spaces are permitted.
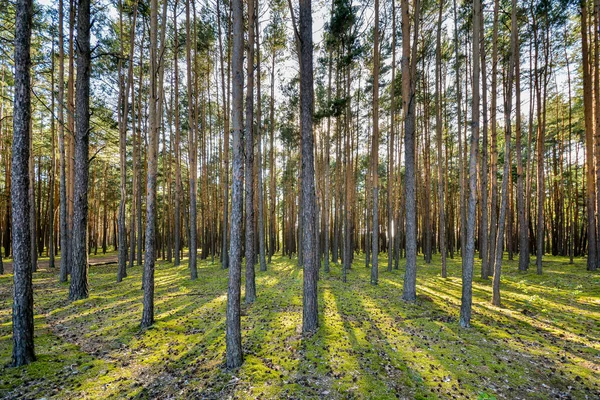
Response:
0,253,598,399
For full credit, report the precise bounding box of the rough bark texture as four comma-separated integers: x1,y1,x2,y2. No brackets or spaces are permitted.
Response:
217,0,229,270
256,14,267,273
58,0,68,283
516,26,528,271
435,0,447,278
582,0,597,271
299,0,319,335
174,0,182,268
69,0,91,301
401,0,419,302
11,0,36,367
370,0,380,286
141,0,159,328
226,0,244,369
186,0,198,280
245,0,257,303
492,1,517,305
460,0,480,328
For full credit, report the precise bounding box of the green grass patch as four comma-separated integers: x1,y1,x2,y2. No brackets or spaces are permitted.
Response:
0,253,598,399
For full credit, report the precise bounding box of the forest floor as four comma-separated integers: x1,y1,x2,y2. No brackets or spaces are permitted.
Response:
0,253,599,399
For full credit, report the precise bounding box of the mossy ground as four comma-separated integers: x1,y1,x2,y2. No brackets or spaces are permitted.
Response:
0,253,598,399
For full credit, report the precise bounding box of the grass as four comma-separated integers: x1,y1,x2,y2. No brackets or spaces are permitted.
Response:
0,253,598,399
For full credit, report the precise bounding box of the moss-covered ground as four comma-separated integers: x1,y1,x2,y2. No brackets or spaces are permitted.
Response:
0,253,598,399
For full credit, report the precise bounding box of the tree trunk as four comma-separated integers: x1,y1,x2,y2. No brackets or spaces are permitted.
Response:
299,0,318,335
401,0,420,302
492,0,517,306
436,0,447,277
582,0,596,271
226,0,244,369
186,0,198,280
245,0,257,302
370,0,380,285
459,0,480,328
69,0,91,301
141,0,160,328
11,0,35,367
256,13,267,272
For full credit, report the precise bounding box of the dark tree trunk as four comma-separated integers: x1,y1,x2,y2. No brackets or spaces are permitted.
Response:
226,0,244,369
11,0,36,367
299,0,318,335
69,0,91,301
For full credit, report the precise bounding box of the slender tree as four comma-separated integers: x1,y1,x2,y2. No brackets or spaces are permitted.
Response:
492,0,518,306
435,0,447,277
460,0,480,328
245,0,257,302
57,0,69,282
370,0,380,286
141,0,159,328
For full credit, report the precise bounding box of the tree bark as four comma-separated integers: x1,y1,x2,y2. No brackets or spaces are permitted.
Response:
226,0,244,369
245,0,257,302
11,0,35,367
582,0,597,271
459,0,480,328
69,0,91,301
141,0,160,328
299,0,318,335
370,0,380,285
402,0,420,302
436,0,447,277
492,0,518,306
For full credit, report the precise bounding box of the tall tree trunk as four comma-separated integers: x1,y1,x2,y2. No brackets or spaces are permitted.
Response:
387,0,397,272
245,0,257,302
186,0,198,280
299,0,318,335
256,12,267,272
11,0,35,367
582,0,597,271
479,4,489,277
459,0,480,328
58,0,68,281
370,0,380,285
217,0,229,269
486,0,500,279
436,0,447,277
401,0,420,302
141,0,160,328
492,0,517,306
69,0,91,301
226,0,244,369
516,6,528,271
174,0,182,267
49,45,56,269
